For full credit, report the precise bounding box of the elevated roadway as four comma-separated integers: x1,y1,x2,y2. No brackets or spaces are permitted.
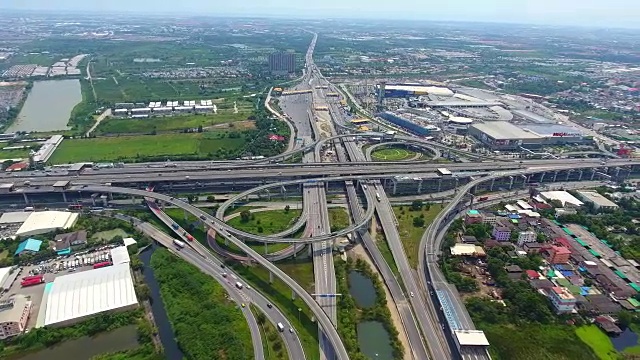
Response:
93,185,349,360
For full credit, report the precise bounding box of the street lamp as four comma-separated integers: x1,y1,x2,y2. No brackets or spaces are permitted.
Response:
298,308,302,323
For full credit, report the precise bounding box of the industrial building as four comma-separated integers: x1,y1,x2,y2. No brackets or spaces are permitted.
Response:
32,135,63,163
0,295,32,339
378,111,441,136
15,211,79,237
42,263,138,327
539,191,584,208
576,191,619,212
269,52,296,74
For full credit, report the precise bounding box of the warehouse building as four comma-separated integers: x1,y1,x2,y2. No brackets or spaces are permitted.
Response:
379,84,454,98
378,111,441,136
42,263,138,327
576,191,619,212
15,211,79,237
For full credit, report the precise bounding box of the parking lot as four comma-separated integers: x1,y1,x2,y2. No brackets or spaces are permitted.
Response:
1,247,117,329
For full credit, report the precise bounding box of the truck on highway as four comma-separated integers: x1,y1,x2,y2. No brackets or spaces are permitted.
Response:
235,282,243,289
173,239,186,249
375,192,381,202
277,323,285,332
185,234,195,242
477,196,489,201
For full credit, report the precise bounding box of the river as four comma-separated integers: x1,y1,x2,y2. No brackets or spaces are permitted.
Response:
16,325,139,360
138,245,184,359
7,80,81,132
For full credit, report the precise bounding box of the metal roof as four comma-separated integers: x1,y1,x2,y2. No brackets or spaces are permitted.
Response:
470,121,542,141
43,264,138,327
110,246,130,265
454,330,490,346
15,211,79,236
15,238,42,255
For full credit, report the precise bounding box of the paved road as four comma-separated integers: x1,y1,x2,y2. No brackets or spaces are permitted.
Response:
135,212,307,360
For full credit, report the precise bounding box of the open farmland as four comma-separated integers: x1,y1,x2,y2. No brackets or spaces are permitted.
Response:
95,111,254,135
48,132,247,164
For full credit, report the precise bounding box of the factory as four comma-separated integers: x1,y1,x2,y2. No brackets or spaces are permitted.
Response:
468,122,590,150
378,111,441,137
113,99,216,118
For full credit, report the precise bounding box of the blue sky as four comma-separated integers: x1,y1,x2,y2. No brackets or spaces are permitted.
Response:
3,0,639,28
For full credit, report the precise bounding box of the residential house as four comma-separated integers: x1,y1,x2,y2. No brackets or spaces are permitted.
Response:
517,231,537,247
548,287,576,314
505,265,523,280
523,242,543,254
546,245,571,264
492,226,511,242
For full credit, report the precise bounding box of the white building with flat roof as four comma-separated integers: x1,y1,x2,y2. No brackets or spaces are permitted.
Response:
15,211,79,237
576,191,619,212
42,263,138,327
0,295,32,339
540,191,584,208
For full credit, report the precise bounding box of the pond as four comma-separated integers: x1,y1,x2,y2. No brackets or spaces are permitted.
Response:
16,325,139,360
357,321,394,360
138,245,184,359
610,327,639,352
348,270,377,308
7,79,81,132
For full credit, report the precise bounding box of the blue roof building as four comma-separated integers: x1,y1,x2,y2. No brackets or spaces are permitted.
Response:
15,238,43,256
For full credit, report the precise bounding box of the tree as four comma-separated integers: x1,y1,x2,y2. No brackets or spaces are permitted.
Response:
256,312,266,325
240,210,251,223
206,195,216,203
413,217,425,228
284,205,290,213
410,200,423,211
197,125,203,133
135,284,151,301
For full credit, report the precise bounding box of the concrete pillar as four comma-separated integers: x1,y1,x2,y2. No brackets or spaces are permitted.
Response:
553,171,558,182
293,243,297,258
417,179,423,194
490,178,495,192
437,178,442,192
91,196,96,207
392,181,397,195
566,170,572,181
509,176,514,190
264,242,268,255
269,271,274,284
61,191,67,203
591,170,596,181
578,170,583,181
109,192,113,200
616,167,621,178
22,192,28,204
292,290,296,300
540,172,546,183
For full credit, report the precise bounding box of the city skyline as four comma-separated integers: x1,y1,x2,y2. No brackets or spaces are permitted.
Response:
2,0,640,29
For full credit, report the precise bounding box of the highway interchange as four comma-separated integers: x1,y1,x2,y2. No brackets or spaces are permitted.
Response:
10,32,640,360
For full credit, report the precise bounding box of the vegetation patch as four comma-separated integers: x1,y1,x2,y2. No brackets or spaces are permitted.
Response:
227,209,301,236
150,249,254,360
575,325,619,360
250,305,289,360
335,256,404,360
371,147,418,161
328,208,350,232
392,202,443,268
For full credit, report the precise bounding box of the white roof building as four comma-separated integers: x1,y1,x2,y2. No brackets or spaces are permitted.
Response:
0,212,32,225
576,191,619,211
15,211,79,237
110,246,130,265
123,237,137,247
43,264,138,327
540,191,584,208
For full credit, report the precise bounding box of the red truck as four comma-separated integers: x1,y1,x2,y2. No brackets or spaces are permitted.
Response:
93,261,112,269
21,275,44,287
186,234,195,242
477,196,489,201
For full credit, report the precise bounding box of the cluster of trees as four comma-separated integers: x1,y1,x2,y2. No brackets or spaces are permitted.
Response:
150,249,253,360
0,309,146,357
336,257,404,360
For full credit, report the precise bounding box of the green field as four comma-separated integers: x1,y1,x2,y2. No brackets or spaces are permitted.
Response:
91,228,130,243
227,209,302,236
328,208,350,232
48,132,247,164
393,204,443,268
575,325,619,360
371,147,419,161
96,111,254,135
0,148,31,160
